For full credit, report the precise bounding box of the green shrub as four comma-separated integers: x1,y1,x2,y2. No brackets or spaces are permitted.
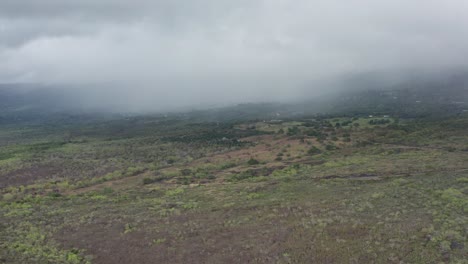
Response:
307,146,321,155
325,144,337,151
228,172,255,182
180,169,192,176
142,175,168,185
47,192,61,198
143,178,155,185
247,158,260,165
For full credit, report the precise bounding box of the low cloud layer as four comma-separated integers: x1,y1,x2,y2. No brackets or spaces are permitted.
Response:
1,0,468,111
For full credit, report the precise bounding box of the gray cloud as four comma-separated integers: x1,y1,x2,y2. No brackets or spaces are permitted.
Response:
1,0,468,111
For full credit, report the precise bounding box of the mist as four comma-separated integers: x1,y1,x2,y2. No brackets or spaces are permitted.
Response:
1,0,468,111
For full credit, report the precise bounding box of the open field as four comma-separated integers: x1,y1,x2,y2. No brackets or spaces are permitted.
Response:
1,113,467,263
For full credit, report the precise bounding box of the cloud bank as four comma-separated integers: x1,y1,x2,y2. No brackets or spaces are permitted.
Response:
1,0,468,110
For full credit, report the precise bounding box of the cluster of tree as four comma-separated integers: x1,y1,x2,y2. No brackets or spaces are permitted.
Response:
335,120,353,127
368,119,391,125
162,128,260,147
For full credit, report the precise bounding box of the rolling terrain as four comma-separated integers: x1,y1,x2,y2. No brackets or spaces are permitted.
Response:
1,107,467,263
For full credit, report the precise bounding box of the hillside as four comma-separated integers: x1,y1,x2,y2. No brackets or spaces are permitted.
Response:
1,103,467,263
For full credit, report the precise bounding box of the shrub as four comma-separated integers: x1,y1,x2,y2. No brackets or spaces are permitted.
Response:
307,146,321,155
181,169,192,176
47,192,61,198
142,178,154,185
445,147,456,152
142,175,168,185
220,162,237,169
287,127,300,136
177,177,192,185
247,158,260,165
325,144,337,151
228,172,255,182
2,193,14,201
369,119,391,125
125,166,145,176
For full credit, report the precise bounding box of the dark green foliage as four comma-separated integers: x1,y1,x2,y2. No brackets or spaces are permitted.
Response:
0,152,14,161
220,162,237,169
176,177,193,185
325,144,337,151
206,174,216,180
143,175,168,185
228,172,255,182
143,178,155,185
181,169,192,176
307,146,322,155
247,158,260,165
306,130,317,136
162,127,260,147
369,119,391,125
341,120,352,126
287,126,300,136
445,147,456,152
46,192,61,198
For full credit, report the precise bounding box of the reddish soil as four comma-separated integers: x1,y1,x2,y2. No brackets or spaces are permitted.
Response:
56,210,290,264
0,164,62,188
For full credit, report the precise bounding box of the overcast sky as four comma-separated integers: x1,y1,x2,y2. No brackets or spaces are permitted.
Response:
1,0,468,110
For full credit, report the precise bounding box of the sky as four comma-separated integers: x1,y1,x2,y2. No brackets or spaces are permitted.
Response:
1,0,468,111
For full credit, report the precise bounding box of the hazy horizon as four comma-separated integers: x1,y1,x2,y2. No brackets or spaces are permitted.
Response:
2,1,468,111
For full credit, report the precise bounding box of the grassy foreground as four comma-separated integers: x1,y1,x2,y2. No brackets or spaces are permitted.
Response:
1,114,467,263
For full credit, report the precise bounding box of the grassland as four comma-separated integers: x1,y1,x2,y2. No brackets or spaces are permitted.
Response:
1,113,467,263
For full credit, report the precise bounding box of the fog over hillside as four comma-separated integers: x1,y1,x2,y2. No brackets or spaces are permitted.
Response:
1,0,468,111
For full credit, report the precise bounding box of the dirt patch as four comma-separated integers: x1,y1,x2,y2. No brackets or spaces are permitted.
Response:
55,210,291,264
64,171,154,195
0,164,62,188
197,133,300,165
322,173,379,180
